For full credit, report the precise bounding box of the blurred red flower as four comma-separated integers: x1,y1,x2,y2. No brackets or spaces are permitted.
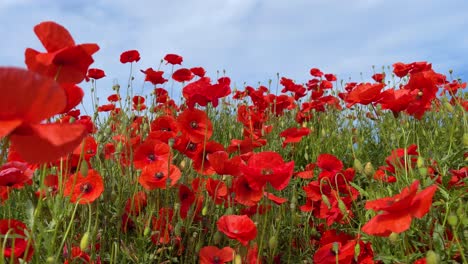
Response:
0,161,34,188
0,67,87,163
0,219,34,262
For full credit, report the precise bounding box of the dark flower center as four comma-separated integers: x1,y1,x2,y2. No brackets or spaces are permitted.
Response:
80,183,93,194
154,172,164,180
147,153,156,161
187,143,197,151
261,168,274,176
190,121,198,129
213,256,221,264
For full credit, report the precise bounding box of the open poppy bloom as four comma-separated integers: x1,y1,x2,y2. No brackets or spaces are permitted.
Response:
177,108,213,143
217,215,257,246
138,160,181,190
199,246,234,264
0,67,87,163
240,151,294,191
120,50,140,63
279,127,310,148
164,53,183,65
0,219,34,262
63,169,104,204
25,21,99,84
362,180,437,236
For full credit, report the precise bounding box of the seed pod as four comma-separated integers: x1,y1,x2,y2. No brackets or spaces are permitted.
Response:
448,214,458,227
80,162,89,177
417,156,425,168
234,254,242,264
213,231,222,244
388,232,399,244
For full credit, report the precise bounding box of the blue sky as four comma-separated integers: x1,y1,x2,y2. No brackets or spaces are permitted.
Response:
1,0,467,107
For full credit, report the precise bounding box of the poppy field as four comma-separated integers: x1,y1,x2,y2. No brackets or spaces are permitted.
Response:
0,21,467,264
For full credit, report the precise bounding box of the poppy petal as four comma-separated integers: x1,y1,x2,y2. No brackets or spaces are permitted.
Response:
0,67,66,122
10,123,87,163
0,119,22,138
34,21,75,52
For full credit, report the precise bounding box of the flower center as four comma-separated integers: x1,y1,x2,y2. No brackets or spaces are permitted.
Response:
154,172,164,180
80,183,93,194
190,121,198,129
261,168,274,176
147,153,156,161
213,256,221,264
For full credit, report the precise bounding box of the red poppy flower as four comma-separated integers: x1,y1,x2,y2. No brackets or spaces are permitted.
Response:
133,139,171,169
279,127,310,148
0,161,34,188
25,21,99,84
87,68,105,80
63,169,104,204
294,163,315,179
164,53,183,65
190,67,206,77
172,68,194,82
138,160,181,190
362,180,437,236
98,104,116,112
240,151,295,191
149,115,179,143
265,192,287,205
372,73,385,83
0,219,34,262
120,50,140,63
182,77,231,108
226,138,267,154
313,240,356,264
232,175,264,207
177,108,213,143
217,215,257,246
140,68,167,85
207,150,242,177
376,88,413,115
107,94,120,102
191,141,224,175
178,184,195,219
199,246,234,264
316,153,343,179
60,83,84,113
324,73,337,82
0,67,87,163
344,82,384,108
310,68,324,77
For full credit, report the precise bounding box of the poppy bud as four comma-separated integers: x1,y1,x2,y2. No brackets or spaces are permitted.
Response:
417,156,425,168
69,116,76,123
353,158,363,173
448,214,458,227
143,226,151,237
213,231,222,244
354,242,361,262
268,235,278,250
80,231,91,251
321,194,331,209
418,167,428,177
174,222,182,237
234,254,242,264
337,199,348,216
46,257,56,263
463,133,468,147
80,162,88,177
363,162,374,177
425,250,440,264
202,206,208,216
388,232,399,244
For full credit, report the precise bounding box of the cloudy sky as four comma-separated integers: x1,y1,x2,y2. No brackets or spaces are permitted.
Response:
1,0,467,105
